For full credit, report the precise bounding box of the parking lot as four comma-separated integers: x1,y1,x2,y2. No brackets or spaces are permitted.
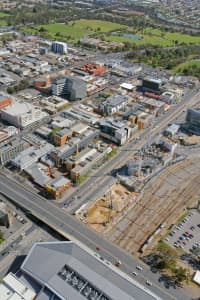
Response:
166,210,200,254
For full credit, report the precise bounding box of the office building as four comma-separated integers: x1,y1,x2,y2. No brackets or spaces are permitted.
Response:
51,41,67,54
99,95,128,115
16,241,161,300
142,77,163,94
0,140,27,165
186,108,200,134
11,143,54,170
99,119,132,145
52,76,86,101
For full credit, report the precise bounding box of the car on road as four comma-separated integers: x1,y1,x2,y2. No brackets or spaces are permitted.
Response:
146,280,152,286
136,265,143,271
132,272,138,276
115,260,122,267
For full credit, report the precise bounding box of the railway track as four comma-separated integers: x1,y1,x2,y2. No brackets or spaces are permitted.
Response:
106,158,200,254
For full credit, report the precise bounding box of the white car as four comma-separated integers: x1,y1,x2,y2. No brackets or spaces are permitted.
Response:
136,265,143,271
146,280,152,286
132,272,138,276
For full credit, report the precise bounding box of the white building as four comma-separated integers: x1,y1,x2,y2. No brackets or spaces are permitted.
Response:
193,270,200,285
51,41,67,54
0,272,36,300
1,101,48,128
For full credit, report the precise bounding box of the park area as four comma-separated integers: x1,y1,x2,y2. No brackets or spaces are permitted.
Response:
21,19,200,47
22,19,127,43
105,27,200,47
173,59,200,78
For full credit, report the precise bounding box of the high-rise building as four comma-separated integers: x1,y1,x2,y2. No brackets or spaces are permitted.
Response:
185,108,200,135
51,41,67,54
52,76,86,101
186,108,200,129
142,77,163,94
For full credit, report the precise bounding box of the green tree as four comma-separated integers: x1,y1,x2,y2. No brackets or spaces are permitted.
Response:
174,267,189,285
7,86,15,94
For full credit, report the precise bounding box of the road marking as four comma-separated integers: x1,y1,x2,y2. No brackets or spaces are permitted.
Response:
0,178,177,300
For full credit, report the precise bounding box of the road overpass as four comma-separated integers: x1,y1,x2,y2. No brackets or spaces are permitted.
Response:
0,174,191,300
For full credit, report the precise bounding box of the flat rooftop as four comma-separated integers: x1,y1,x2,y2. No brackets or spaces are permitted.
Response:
21,241,161,300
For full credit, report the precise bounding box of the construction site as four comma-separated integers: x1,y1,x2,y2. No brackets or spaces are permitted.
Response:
76,183,136,232
117,140,178,192
104,155,200,258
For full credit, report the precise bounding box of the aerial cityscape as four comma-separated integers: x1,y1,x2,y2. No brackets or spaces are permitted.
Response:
0,0,200,299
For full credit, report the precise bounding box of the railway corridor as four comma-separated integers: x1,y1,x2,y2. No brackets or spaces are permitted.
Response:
105,157,200,256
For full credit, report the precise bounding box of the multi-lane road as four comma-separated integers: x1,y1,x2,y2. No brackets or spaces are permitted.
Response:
60,88,200,214
1,89,200,300
0,175,189,300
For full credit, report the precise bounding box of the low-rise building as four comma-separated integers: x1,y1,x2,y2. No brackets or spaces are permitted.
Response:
15,241,160,300
0,273,36,300
164,124,180,137
66,147,97,170
40,96,69,111
54,128,73,146
140,97,166,116
0,139,28,165
0,94,12,110
25,163,51,187
99,95,128,115
99,118,132,145
45,176,71,198
193,270,200,286
70,147,111,182
11,143,54,170
1,101,48,128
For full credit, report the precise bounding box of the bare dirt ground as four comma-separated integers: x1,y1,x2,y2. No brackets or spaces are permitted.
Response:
76,183,136,232
105,157,200,257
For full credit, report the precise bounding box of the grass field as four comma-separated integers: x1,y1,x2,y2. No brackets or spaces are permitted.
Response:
0,11,10,25
105,27,200,47
22,20,200,47
173,59,200,78
173,59,200,72
0,12,10,18
23,19,127,42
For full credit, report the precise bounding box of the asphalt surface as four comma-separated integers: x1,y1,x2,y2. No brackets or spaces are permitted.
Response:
61,89,200,214
0,176,184,300
167,210,200,253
